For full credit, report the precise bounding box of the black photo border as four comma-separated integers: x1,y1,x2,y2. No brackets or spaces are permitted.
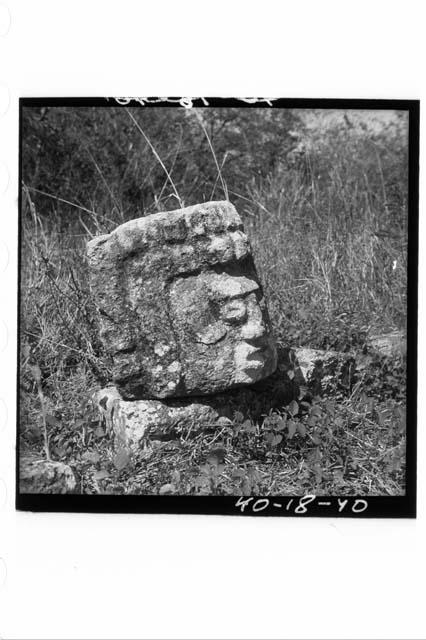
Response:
16,97,419,517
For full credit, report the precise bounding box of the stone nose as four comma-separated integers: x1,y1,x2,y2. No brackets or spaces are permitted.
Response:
240,304,266,341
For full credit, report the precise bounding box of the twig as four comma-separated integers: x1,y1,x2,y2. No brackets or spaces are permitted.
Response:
210,151,229,201
124,108,183,207
156,124,183,207
84,147,123,220
23,183,100,216
193,109,229,201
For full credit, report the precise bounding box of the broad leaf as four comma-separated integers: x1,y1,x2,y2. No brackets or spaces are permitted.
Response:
159,483,176,495
241,419,256,433
287,420,297,439
288,400,299,417
216,416,232,427
297,422,306,437
298,385,308,400
233,411,244,424
264,432,275,446
275,418,287,431
307,415,317,428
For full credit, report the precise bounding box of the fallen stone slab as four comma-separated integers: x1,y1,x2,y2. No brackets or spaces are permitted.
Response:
20,455,78,494
87,201,277,400
368,331,406,358
292,347,356,396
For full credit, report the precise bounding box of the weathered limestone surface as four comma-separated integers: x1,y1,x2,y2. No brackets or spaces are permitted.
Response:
20,455,78,494
87,201,277,400
368,331,406,358
93,387,232,450
293,347,356,394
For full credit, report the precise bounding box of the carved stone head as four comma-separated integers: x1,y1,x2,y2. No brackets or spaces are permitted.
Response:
88,201,277,399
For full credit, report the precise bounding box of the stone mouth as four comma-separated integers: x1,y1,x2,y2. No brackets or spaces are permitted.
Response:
241,346,266,368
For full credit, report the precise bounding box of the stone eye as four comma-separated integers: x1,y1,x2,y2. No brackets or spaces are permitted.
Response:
221,300,247,324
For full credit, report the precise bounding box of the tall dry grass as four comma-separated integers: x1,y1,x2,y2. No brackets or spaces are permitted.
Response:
19,108,408,460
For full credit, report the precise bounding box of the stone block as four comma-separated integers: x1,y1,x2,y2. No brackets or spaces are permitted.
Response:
87,201,277,400
93,387,232,451
368,331,406,358
19,455,78,494
294,347,356,395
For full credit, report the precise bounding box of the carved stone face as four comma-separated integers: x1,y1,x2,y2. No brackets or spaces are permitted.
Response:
88,201,277,399
169,269,277,393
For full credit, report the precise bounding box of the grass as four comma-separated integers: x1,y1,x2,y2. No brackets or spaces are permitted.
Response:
19,107,408,496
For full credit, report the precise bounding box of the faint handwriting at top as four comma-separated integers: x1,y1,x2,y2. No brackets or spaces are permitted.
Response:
113,97,277,108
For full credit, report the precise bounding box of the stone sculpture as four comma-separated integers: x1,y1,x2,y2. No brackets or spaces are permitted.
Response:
88,201,280,452
88,201,277,400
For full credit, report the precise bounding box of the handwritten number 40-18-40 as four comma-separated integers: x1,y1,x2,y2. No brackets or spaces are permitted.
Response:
235,495,368,514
